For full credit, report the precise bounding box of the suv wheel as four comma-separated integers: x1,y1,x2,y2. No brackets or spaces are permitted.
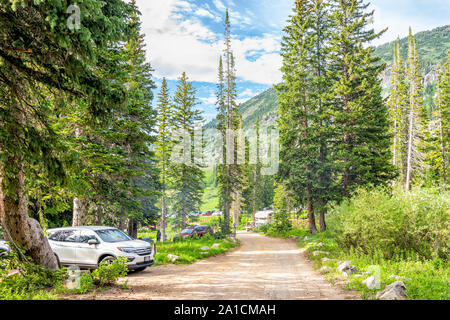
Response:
100,255,116,265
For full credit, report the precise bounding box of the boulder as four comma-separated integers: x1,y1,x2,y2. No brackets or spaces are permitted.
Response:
376,281,407,300
312,251,329,257
321,258,337,263
363,276,380,290
200,246,211,251
211,243,221,248
337,261,359,276
167,254,179,262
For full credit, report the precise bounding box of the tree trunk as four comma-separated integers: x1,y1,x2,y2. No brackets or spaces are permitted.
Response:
161,193,167,242
182,197,187,229
306,187,318,234
72,197,89,227
118,215,126,231
128,218,138,239
405,89,415,191
96,204,103,225
319,212,326,233
0,163,58,269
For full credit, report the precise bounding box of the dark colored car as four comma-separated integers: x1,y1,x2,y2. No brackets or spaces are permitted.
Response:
193,225,213,237
173,228,197,241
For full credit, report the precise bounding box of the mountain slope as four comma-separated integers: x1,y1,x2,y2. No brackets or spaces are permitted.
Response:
206,25,449,132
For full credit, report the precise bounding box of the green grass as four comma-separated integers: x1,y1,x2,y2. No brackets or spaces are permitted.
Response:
153,236,239,266
258,225,450,300
200,186,219,212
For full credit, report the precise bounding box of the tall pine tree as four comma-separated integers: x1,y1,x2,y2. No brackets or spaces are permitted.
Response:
155,78,173,241
405,28,426,190
171,72,205,228
328,0,395,197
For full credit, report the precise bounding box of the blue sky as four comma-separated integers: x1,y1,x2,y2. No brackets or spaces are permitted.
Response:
133,0,450,121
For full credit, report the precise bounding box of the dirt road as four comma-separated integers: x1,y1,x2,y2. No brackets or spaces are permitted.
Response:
88,232,354,300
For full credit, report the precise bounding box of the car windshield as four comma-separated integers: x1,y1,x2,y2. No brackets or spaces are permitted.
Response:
181,229,194,233
95,229,132,243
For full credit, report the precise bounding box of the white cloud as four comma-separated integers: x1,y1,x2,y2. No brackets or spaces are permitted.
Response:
133,0,282,85
199,94,217,105
212,0,227,12
195,8,215,19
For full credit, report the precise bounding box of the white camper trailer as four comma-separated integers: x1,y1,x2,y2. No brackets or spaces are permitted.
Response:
255,209,273,228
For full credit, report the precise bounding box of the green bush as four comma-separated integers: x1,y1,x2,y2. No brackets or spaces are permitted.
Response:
0,252,67,300
73,273,94,294
328,187,450,260
91,257,128,287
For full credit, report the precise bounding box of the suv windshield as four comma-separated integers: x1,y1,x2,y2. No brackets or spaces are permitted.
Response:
95,229,132,243
181,229,194,234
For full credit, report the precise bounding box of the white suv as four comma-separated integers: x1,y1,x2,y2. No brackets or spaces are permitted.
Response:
47,226,155,272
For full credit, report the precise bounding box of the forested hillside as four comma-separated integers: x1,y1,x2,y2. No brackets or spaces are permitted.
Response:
212,25,450,132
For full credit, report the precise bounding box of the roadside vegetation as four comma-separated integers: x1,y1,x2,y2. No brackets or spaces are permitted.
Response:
153,235,239,266
256,187,450,300
0,252,128,300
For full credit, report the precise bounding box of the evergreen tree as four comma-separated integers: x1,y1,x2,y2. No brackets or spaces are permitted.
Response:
277,0,333,234
405,29,426,190
328,0,395,197
155,78,173,241
216,10,242,234
0,0,129,268
171,72,205,228
121,0,158,238
429,53,450,186
388,39,409,181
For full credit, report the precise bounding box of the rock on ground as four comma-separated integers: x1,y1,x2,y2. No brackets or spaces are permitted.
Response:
337,261,359,276
167,254,179,262
320,266,333,274
312,251,329,257
362,276,380,290
376,281,408,300
200,246,211,251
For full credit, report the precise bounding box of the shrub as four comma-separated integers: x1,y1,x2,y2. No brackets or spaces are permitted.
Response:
328,187,450,260
91,257,128,287
0,253,67,300
74,273,94,294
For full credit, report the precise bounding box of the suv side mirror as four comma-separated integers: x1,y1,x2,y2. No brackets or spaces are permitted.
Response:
88,239,99,245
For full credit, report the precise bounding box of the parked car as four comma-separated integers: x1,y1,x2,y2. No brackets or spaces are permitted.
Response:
193,225,213,237
200,211,213,217
47,226,155,272
173,227,198,241
212,211,222,217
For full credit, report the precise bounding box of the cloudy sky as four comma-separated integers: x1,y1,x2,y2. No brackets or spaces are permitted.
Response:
132,0,450,121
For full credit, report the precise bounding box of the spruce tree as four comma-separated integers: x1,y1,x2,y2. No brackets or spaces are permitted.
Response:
277,0,331,234
155,78,173,241
328,0,395,197
0,0,129,268
405,29,426,190
388,39,408,181
216,10,242,234
171,72,205,228
430,53,450,186
121,0,158,238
